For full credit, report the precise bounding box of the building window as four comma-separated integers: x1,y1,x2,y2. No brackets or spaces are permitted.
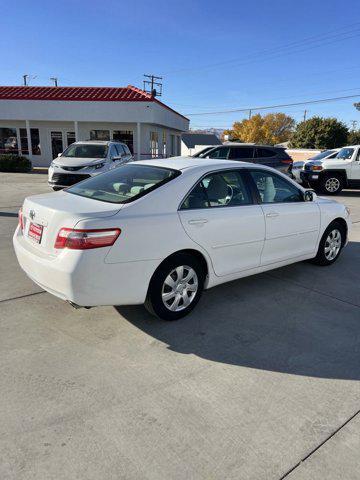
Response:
90,130,110,140
66,131,76,147
162,131,167,158
51,131,64,158
150,131,159,158
0,127,18,154
19,128,41,155
113,130,134,153
176,136,181,156
170,134,175,156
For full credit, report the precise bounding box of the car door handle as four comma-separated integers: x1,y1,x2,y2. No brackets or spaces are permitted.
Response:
266,212,279,218
188,219,208,225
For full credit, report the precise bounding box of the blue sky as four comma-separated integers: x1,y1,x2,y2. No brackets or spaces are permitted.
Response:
2,0,360,129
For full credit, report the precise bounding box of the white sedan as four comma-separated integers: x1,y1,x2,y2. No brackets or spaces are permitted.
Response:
14,157,350,320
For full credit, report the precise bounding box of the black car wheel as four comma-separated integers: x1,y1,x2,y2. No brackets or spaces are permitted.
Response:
311,221,345,266
145,253,205,320
317,174,344,195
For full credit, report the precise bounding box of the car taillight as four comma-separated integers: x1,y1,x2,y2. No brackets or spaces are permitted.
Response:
281,159,293,164
18,207,24,232
55,228,121,250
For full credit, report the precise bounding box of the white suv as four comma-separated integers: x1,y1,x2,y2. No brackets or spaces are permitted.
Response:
301,145,360,194
48,140,133,190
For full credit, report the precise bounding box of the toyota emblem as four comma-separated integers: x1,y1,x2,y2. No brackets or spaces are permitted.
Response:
29,210,35,220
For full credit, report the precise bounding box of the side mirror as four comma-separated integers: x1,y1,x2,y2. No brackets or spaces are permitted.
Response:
304,190,317,202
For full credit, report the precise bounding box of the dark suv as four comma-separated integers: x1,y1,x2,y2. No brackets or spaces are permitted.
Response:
196,144,292,174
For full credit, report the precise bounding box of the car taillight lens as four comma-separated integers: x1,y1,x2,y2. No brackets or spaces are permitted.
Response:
312,165,323,171
18,207,24,232
281,159,293,164
55,228,121,250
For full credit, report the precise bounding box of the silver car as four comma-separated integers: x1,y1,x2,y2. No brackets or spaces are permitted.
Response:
48,140,133,190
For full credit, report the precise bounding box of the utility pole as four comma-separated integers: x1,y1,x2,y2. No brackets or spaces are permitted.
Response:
303,109,307,121
23,74,28,86
50,77,58,87
143,74,163,97
248,109,252,119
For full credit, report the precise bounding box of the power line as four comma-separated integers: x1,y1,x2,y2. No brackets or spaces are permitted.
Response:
185,93,360,116
162,22,360,75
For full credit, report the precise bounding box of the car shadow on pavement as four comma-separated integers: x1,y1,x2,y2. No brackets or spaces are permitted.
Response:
116,241,360,380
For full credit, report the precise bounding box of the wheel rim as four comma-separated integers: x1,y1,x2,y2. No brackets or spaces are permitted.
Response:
324,229,342,261
161,265,198,312
325,177,340,192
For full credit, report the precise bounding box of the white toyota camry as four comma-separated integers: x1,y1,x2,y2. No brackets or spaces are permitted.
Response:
14,157,350,320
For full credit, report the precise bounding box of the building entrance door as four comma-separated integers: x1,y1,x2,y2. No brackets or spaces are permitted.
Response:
51,131,64,158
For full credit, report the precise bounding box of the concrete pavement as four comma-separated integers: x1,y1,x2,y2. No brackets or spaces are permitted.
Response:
0,172,360,480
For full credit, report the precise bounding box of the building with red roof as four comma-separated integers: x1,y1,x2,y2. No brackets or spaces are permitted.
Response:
0,85,189,166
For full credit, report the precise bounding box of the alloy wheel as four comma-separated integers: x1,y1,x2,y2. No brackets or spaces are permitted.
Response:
161,265,198,312
325,177,340,193
324,229,341,261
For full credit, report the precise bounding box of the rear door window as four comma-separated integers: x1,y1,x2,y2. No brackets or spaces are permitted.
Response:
181,170,252,209
255,148,276,158
228,147,254,159
67,164,180,204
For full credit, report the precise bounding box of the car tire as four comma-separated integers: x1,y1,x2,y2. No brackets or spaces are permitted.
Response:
145,253,205,320
52,187,62,191
317,174,344,195
311,221,345,266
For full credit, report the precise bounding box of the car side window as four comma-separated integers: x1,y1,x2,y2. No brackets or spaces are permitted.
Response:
207,147,230,159
109,145,119,159
255,148,276,158
249,170,303,203
181,170,252,209
228,147,254,159
115,144,125,156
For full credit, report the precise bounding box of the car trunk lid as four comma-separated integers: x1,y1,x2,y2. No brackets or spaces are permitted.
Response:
21,190,122,255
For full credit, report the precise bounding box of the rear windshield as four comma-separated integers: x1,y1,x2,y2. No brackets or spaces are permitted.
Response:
310,149,335,160
62,144,108,158
66,164,180,204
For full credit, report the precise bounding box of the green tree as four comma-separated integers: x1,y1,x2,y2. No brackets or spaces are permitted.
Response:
290,117,348,149
348,129,360,145
224,113,295,145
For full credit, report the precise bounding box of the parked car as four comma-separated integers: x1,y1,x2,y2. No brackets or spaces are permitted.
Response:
301,145,360,194
14,157,350,320
290,149,340,184
198,143,292,174
48,140,133,190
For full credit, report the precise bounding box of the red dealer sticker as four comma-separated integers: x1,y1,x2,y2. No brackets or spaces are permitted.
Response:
28,222,43,244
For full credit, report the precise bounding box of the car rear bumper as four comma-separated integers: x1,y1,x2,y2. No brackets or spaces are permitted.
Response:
13,226,158,306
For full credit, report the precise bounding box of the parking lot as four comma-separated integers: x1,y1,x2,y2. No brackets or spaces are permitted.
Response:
1,171,360,480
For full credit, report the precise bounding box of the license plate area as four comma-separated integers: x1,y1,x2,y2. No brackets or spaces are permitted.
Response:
28,222,44,244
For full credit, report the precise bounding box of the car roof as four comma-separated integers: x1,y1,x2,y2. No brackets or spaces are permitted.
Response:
72,140,125,145
134,156,256,171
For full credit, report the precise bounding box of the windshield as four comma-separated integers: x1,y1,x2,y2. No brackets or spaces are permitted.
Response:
62,144,108,158
310,149,335,160
335,148,354,160
67,164,180,204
